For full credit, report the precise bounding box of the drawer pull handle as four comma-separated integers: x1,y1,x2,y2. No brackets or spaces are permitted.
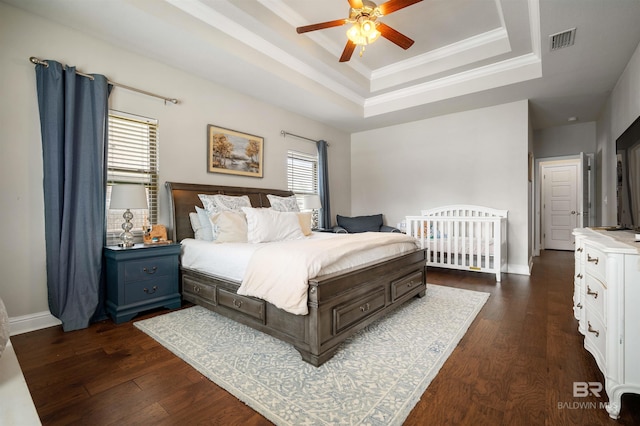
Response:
587,286,598,299
577,303,583,309
144,286,158,294
143,266,158,274
407,280,415,288
577,247,583,252
360,303,371,313
193,286,201,293
587,254,599,265
576,273,583,279
587,321,600,337
232,299,243,309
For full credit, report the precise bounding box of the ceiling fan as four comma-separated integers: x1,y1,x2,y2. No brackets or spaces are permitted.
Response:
296,0,423,62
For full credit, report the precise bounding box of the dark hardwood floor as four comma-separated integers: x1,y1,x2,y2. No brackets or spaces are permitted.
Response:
12,250,640,425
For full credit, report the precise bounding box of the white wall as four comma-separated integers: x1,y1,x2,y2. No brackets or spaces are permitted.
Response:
598,40,640,225
0,4,351,325
351,100,531,274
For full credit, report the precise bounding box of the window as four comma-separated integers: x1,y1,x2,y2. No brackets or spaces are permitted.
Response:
287,150,319,226
106,111,158,239
287,150,318,198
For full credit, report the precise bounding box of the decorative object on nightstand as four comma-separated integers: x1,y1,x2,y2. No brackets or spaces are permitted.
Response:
143,224,171,245
104,244,181,323
109,184,148,248
301,194,322,229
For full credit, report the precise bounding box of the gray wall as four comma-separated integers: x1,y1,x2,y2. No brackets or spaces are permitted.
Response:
351,100,531,275
533,122,596,159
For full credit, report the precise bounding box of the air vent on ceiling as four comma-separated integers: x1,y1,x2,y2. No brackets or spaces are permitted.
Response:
549,28,576,51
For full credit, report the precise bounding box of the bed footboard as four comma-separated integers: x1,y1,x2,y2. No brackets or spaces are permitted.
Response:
406,205,507,281
181,248,427,366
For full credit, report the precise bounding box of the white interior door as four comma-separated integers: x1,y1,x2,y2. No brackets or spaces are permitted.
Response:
543,162,578,250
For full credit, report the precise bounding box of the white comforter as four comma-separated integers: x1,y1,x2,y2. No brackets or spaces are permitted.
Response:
237,232,419,315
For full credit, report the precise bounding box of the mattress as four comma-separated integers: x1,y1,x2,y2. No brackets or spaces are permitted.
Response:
180,231,419,282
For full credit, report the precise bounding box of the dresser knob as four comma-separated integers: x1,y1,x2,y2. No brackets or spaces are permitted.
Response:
143,266,158,274
360,303,371,313
576,273,583,279
588,321,600,338
233,299,243,308
577,303,583,309
577,247,583,252
143,286,158,294
587,286,598,299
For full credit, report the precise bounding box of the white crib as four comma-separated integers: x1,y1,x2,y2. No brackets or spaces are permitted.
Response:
406,205,508,281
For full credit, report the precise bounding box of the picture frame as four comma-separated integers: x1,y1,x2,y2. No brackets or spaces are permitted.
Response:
207,124,263,178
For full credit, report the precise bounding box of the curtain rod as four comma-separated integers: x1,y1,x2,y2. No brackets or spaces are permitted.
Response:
280,130,329,146
29,57,179,105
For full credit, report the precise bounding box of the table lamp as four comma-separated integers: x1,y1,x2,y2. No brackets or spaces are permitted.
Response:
301,194,322,211
109,184,148,247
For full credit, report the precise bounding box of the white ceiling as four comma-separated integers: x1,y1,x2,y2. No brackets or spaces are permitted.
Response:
7,0,640,133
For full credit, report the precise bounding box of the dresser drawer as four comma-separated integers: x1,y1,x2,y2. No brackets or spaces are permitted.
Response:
218,288,265,323
584,274,605,320
125,256,174,281
391,270,424,302
183,276,216,304
584,245,606,284
333,287,385,335
124,276,174,305
585,309,606,370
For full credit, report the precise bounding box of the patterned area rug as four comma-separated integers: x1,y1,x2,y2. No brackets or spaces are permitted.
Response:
134,284,489,425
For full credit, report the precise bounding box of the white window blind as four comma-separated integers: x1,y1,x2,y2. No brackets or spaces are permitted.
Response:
287,150,318,198
106,111,158,236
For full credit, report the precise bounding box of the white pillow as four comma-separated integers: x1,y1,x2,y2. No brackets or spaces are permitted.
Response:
242,207,305,243
195,206,214,241
267,194,300,212
213,194,251,211
209,210,247,243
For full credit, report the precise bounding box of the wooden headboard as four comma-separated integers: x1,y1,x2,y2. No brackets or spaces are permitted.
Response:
165,182,294,242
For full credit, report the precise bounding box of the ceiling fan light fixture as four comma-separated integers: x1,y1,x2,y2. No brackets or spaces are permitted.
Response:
346,20,380,46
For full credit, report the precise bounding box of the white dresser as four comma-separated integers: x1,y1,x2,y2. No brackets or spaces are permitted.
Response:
573,228,640,419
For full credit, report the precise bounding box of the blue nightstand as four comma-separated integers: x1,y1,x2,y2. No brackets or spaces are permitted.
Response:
104,243,182,323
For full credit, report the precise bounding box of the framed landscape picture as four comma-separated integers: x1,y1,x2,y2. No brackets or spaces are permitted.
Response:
207,124,263,178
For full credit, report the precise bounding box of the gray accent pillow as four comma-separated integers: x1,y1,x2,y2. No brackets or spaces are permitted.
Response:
336,214,383,233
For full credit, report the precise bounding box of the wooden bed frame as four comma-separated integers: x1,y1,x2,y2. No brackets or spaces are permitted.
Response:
166,182,427,366
406,205,507,281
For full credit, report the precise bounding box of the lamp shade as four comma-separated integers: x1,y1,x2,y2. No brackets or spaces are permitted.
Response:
301,194,322,210
109,184,148,210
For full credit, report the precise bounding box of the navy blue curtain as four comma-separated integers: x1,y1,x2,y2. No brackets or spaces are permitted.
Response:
36,61,111,331
317,140,331,229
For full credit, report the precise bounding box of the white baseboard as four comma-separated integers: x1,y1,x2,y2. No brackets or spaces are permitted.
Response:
9,311,61,336
507,263,531,276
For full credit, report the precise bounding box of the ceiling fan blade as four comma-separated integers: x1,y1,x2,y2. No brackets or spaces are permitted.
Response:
339,40,357,62
348,0,364,8
297,19,348,34
378,22,414,49
377,0,423,15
